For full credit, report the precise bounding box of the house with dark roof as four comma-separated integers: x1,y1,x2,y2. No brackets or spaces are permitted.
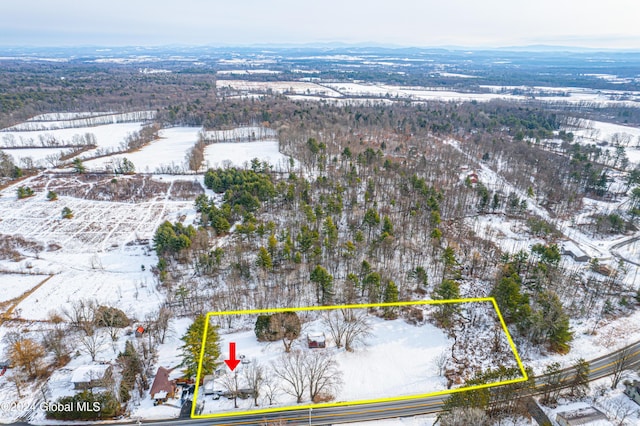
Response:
150,367,177,405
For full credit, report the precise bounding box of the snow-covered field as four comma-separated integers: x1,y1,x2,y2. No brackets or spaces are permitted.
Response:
84,127,200,173
0,274,48,304
219,78,640,108
0,175,194,321
204,141,293,170
568,119,640,165
1,122,146,167
217,80,343,98
3,111,154,131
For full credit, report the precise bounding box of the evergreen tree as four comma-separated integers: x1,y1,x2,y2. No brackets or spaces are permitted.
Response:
362,271,382,303
362,208,380,237
61,206,73,219
530,291,573,353
381,215,394,236
179,315,221,379
569,358,590,398
432,279,461,328
310,265,334,305
256,247,273,271
383,281,399,319
442,246,460,279
72,158,86,174
16,186,34,199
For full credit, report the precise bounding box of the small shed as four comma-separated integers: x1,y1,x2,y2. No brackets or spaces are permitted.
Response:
71,364,112,390
556,405,611,426
150,367,177,405
307,333,326,349
135,326,145,338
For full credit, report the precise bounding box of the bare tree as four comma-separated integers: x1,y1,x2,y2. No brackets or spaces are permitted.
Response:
272,350,307,403
42,324,71,367
305,350,342,402
135,340,157,393
610,397,635,426
146,307,172,345
611,345,634,389
44,153,62,168
262,376,279,406
434,350,449,377
322,308,371,351
80,332,106,362
220,371,241,408
244,360,266,406
63,299,97,336
6,369,27,398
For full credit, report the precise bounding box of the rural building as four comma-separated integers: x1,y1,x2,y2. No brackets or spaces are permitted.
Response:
624,380,640,405
307,333,326,349
71,364,112,390
561,241,590,262
556,405,611,426
150,366,177,405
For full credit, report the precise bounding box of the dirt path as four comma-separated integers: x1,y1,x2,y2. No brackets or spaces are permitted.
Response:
0,274,54,325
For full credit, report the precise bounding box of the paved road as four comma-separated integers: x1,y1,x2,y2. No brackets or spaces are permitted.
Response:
13,340,640,426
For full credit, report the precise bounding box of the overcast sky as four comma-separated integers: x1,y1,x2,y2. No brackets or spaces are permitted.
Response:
2,0,639,49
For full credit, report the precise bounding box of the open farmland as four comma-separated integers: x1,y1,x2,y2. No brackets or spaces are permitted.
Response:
0,173,197,321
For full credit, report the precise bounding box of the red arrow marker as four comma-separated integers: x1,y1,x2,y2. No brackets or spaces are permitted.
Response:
224,342,241,371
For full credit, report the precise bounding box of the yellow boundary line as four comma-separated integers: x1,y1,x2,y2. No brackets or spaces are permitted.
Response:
191,297,528,419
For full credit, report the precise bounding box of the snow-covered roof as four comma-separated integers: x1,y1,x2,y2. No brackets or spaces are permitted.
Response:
556,404,611,425
561,240,590,260
308,333,326,342
153,391,168,400
71,364,110,383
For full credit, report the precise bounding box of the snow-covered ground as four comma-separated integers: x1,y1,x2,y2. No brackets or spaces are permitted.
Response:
217,80,343,98
1,122,146,167
0,175,194,321
540,372,640,426
194,301,521,417
204,141,294,170
220,78,640,108
567,119,640,165
2,111,155,131
84,127,200,173
0,274,48,303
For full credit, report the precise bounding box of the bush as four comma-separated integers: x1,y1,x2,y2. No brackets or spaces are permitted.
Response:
16,186,34,199
254,312,301,342
94,305,130,328
45,391,121,420
62,207,73,219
